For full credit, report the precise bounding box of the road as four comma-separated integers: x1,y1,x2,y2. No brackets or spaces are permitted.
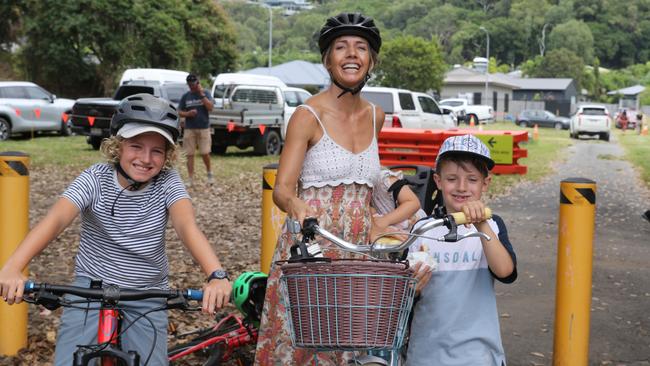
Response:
492,136,650,366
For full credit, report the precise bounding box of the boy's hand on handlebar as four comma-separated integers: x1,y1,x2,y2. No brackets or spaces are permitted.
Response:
202,279,231,314
460,201,489,227
0,268,26,305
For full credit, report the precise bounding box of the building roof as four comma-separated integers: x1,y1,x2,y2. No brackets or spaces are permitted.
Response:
444,67,520,89
514,78,574,91
242,60,329,88
606,84,646,96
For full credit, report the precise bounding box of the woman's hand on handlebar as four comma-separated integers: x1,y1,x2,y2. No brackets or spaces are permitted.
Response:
0,267,26,305
202,279,231,314
287,196,317,225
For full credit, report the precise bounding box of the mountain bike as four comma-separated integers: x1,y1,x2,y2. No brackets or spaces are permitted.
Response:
278,209,492,366
23,280,203,366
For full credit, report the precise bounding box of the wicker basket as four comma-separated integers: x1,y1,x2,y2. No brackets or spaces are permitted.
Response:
279,259,416,351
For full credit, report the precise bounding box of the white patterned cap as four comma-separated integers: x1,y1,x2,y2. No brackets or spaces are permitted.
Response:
436,134,495,170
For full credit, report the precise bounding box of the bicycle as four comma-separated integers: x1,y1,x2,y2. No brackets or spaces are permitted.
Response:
23,280,203,366
168,271,267,366
277,209,492,366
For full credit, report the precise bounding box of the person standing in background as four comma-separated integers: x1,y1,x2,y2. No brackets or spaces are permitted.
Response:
179,74,215,187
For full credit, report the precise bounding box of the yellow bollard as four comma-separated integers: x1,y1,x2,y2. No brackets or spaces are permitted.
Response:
0,151,30,356
260,163,286,274
553,178,596,366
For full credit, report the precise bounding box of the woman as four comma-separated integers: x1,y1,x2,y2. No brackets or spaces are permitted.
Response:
253,12,385,365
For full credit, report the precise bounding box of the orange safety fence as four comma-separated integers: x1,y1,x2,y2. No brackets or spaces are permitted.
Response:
378,128,528,175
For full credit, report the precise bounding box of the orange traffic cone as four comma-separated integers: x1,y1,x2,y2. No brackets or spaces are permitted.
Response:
469,115,476,127
642,124,648,136
533,124,539,140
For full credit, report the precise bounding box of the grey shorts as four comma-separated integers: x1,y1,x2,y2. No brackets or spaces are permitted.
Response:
53,276,169,366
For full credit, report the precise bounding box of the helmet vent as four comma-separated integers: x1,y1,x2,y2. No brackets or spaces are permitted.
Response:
166,113,177,120
131,105,146,111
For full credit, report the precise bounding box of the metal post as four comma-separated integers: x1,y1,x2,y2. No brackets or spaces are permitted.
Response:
480,27,490,107
0,151,30,356
553,178,596,366
261,164,286,273
267,6,272,69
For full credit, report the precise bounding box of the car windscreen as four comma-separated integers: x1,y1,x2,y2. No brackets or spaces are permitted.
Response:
440,100,464,107
361,91,394,113
165,86,187,104
582,108,607,116
114,86,156,100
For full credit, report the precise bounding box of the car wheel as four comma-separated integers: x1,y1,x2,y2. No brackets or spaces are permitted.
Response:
0,117,10,141
554,122,563,130
88,136,102,150
60,119,72,136
601,132,610,142
518,121,527,128
254,129,282,156
211,144,227,155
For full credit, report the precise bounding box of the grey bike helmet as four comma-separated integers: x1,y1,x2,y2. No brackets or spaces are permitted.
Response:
318,12,381,55
110,93,180,143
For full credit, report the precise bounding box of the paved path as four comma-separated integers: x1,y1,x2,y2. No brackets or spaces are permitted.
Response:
492,135,650,366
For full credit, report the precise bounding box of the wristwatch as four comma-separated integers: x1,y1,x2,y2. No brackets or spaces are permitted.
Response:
207,269,229,282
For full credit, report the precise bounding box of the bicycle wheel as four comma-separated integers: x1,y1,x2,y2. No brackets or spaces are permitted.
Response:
202,342,225,366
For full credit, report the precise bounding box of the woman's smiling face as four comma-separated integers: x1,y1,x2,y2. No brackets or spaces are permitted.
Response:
326,35,371,87
118,132,167,186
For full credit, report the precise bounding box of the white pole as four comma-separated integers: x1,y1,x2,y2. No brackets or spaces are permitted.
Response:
480,27,490,107
268,6,272,70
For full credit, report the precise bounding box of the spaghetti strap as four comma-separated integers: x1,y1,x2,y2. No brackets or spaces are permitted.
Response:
370,103,376,137
298,104,329,137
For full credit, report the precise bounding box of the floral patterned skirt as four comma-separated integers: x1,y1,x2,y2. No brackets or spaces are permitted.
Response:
254,183,373,366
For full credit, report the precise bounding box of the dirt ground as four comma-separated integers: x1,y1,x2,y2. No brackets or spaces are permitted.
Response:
1,134,649,365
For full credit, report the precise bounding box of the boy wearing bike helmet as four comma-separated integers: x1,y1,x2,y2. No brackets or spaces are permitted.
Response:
407,134,517,366
0,94,231,366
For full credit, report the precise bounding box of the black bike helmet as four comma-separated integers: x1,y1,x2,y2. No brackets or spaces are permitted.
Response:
232,271,268,326
110,93,180,143
318,12,381,55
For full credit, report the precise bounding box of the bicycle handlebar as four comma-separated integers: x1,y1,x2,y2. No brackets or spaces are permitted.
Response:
24,281,203,303
291,208,492,259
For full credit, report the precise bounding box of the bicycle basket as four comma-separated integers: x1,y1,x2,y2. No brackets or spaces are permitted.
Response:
279,259,416,351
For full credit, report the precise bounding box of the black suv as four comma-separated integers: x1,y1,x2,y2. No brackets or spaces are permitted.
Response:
70,82,187,149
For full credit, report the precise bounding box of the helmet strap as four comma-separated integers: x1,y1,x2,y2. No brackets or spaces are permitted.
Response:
331,73,370,98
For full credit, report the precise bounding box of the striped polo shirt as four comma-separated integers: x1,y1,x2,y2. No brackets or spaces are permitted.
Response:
62,163,189,289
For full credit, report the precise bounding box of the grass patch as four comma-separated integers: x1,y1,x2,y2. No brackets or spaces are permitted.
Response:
0,135,279,179
1,124,575,195
615,130,650,188
471,122,573,197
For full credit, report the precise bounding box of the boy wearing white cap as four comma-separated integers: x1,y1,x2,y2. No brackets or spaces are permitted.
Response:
0,94,230,365
407,134,517,366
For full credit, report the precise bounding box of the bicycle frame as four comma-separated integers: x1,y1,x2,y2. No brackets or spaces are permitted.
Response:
23,281,202,366
168,313,258,363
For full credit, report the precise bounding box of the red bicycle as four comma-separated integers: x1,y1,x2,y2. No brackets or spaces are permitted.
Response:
23,280,203,366
168,271,267,366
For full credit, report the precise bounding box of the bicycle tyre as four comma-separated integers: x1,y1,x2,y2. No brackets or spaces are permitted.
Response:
202,342,225,366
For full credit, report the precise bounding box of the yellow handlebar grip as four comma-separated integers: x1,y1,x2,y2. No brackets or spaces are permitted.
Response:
450,207,492,224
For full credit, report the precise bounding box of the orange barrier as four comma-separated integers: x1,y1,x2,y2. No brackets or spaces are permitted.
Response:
378,128,528,175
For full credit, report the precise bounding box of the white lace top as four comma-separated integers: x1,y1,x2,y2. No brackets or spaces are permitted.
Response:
298,104,381,189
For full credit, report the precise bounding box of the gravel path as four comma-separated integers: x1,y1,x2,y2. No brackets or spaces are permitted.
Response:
492,135,650,366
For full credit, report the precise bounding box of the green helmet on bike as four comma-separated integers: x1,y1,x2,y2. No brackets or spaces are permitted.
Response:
232,271,268,325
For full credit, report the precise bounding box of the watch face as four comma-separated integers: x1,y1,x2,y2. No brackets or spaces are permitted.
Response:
210,269,228,280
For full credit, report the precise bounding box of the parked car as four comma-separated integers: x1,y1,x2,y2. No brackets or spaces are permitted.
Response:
439,98,494,124
516,109,570,130
361,86,454,130
0,81,75,140
614,108,639,130
70,82,187,149
569,104,611,141
281,86,312,138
